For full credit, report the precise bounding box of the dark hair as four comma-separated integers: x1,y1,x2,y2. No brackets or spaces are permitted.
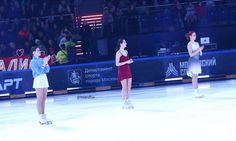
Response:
30,46,38,58
185,31,195,40
116,38,125,51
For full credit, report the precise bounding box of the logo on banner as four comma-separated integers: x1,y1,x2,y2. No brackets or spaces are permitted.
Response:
0,78,23,90
68,69,82,85
166,63,178,77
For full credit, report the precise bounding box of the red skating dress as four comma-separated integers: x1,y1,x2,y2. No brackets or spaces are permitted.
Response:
118,54,132,83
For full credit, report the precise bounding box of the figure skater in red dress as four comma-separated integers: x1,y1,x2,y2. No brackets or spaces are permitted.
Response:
115,39,134,109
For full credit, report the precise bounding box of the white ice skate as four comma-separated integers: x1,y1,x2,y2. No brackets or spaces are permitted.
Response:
39,114,52,125
122,100,134,109
126,99,134,109
122,100,129,109
194,89,204,99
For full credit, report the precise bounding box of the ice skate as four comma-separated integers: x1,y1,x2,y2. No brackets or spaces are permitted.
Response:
39,114,52,125
122,100,129,109
38,114,47,125
194,89,204,99
122,100,134,109
44,114,52,125
126,99,134,109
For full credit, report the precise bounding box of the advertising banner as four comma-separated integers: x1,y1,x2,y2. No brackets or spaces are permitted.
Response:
1,50,236,95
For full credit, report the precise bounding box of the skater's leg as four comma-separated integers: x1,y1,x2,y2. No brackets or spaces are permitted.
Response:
121,79,129,109
42,88,48,113
192,73,198,89
127,78,132,99
36,88,47,124
42,88,52,124
35,88,45,114
192,73,203,98
121,79,128,100
127,78,134,109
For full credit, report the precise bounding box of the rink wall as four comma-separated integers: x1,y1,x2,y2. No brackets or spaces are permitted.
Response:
0,49,236,99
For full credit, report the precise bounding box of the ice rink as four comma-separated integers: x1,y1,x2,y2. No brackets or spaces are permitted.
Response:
0,79,236,141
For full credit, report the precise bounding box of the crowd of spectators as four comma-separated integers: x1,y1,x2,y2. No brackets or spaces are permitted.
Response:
0,0,77,65
0,0,236,63
0,15,74,59
0,0,75,19
102,0,236,37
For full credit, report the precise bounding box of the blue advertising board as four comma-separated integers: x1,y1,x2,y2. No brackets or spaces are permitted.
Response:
0,49,236,95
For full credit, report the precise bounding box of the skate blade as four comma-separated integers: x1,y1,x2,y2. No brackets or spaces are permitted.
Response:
46,121,52,124
39,121,52,125
39,121,48,125
122,106,134,109
129,106,134,109
195,95,204,99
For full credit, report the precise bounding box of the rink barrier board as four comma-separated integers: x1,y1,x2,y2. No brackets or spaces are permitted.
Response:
0,49,236,99
0,74,235,99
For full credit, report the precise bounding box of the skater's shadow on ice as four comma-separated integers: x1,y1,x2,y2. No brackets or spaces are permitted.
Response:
48,124,79,132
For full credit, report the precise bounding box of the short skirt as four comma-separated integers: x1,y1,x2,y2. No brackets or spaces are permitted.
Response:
33,74,49,88
187,57,201,77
